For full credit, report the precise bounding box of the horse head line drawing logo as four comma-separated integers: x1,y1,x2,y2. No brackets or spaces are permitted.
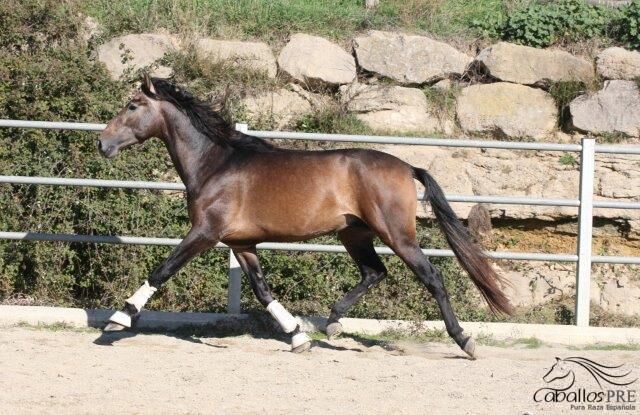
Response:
543,357,637,390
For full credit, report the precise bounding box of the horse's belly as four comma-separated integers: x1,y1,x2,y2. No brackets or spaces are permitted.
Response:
221,212,350,245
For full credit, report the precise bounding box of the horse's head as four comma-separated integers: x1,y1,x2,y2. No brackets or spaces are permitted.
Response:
98,74,164,158
543,357,572,384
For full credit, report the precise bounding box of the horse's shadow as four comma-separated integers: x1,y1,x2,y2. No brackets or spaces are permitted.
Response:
92,312,299,349
93,329,227,348
92,313,402,353
312,332,406,354
313,338,364,353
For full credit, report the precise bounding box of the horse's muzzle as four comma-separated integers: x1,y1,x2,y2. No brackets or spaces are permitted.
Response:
97,139,116,158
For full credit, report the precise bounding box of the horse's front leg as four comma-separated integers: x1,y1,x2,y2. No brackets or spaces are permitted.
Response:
104,226,217,331
232,247,312,353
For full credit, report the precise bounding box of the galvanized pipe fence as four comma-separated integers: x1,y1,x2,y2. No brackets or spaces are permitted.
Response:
1,119,640,326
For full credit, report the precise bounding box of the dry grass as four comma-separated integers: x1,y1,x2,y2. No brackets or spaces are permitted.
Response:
80,0,509,48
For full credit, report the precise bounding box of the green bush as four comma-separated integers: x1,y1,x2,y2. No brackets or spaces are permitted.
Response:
295,107,372,135
474,0,619,48
613,1,640,50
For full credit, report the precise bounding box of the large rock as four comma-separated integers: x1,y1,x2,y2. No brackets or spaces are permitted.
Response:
570,80,640,137
353,31,471,84
97,34,179,79
340,83,454,134
503,262,640,316
456,82,557,139
277,34,356,86
194,38,277,78
592,271,640,316
239,84,322,129
596,47,640,80
475,42,594,85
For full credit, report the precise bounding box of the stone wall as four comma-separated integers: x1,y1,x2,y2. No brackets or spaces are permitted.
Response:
96,30,640,140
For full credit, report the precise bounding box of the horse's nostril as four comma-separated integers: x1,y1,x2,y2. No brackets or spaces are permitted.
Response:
97,140,115,157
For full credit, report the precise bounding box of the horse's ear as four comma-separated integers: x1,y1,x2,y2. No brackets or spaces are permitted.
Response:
555,357,561,362
141,72,156,95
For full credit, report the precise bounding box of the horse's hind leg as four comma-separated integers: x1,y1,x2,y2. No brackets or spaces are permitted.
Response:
326,227,387,340
232,246,312,353
390,238,475,358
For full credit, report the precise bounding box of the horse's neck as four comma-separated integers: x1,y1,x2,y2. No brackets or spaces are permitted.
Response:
162,113,229,192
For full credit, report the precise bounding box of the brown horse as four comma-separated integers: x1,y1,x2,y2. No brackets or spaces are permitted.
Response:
98,75,512,358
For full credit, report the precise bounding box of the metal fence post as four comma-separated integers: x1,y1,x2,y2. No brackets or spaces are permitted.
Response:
235,123,248,134
575,137,596,327
227,251,242,314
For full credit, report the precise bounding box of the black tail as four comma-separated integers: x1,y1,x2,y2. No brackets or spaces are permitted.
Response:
413,167,513,315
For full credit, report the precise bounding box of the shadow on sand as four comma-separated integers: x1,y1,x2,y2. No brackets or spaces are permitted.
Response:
91,312,410,354
92,312,277,348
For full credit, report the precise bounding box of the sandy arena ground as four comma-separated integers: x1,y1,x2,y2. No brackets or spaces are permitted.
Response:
0,326,638,415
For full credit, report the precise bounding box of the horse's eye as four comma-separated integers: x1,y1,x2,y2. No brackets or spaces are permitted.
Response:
128,104,137,111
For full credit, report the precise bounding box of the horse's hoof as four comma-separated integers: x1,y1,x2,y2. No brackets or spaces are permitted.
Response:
291,332,312,353
326,322,343,340
462,337,477,360
103,322,128,332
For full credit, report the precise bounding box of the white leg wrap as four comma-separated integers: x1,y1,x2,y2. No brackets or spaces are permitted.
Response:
266,300,297,333
125,280,157,312
108,310,132,328
291,332,312,350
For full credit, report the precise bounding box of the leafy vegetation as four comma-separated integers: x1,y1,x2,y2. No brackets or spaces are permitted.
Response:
422,84,460,123
79,0,507,43
598,131,628,143
612,0,640,50
474,0,640,49
579,342,640,351
56,0,640,51
504,0,615,47
559,154,577,166
295,106,372,135
548,80,590,127
165,49,281,99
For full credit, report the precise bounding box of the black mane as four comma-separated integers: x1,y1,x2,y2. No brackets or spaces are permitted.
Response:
142,78,279,153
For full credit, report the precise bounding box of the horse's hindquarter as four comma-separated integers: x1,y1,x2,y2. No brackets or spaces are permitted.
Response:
218,149,417,244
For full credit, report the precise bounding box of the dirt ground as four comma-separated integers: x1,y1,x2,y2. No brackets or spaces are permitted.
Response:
0,326,638,415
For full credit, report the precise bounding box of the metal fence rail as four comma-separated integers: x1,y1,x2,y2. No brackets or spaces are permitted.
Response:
3,175,640,209
5,119,640,154
2,230,639,265
1,119,639,325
